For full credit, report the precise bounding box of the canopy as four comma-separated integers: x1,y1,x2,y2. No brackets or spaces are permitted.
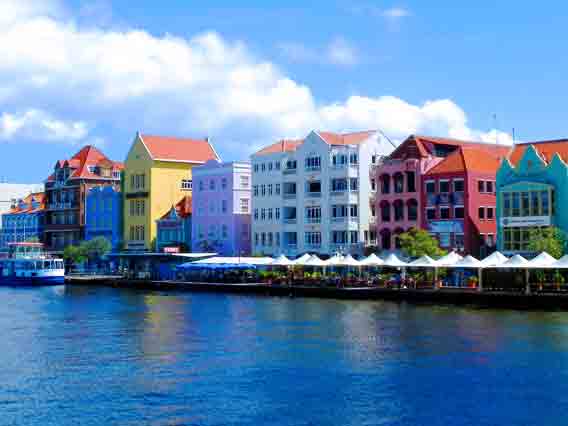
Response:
304,255,329,267
408,255,438,268
496,254,529,268
293,253,312,265
359,253,384,266
527,252,557,268
437,251,463,267
325,254,345,266
177,262,256,270
453,255,483,268
552,255,568,269
195,256,274,265
271,254,295,266
382,253,407,267
480,251,509,268
340,254,362,267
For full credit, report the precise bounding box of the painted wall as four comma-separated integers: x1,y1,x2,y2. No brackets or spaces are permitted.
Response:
85,186,122,251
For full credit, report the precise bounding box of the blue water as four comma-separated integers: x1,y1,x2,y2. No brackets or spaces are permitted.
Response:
1,286,567,425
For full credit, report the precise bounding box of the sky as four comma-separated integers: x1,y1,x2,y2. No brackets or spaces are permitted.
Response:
1,0,567,182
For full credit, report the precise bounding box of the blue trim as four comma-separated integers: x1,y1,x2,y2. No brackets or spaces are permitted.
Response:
0,276,65,286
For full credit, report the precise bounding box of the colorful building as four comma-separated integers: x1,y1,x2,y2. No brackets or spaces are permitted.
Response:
156,196,192,253
123,132,219,252
372,135,484,252
422,144,510,257
44,146,123,251
251,130,394,257
191,160,251,256
0,192,46,251
496,140,568,255
85,186,123,251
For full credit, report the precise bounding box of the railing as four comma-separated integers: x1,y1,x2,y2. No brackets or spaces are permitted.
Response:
332,217,347,223
305,243,321,250
283,193,297,199
284,218,297,224
305,166,321,172
305,217,321,224
306,192,321,198
330,190,347,196
283,169,297,175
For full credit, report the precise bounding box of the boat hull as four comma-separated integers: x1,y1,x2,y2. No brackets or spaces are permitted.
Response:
0,275,65,286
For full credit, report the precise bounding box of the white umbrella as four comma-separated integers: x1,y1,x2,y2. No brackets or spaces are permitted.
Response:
436,251,463,267
453,255,483,268
408,255,438,268
359,253,383,266
340,254,362,267
304,255,329,267
382,253,407,267
325,254,345,266
293,253,312,265
271,254,294,266
527,252,557,268
552,255,568,269
480,251,509,268
496,254,529,268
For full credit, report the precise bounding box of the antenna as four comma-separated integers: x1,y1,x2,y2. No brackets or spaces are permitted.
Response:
512,128,516,144
492,113,499,145
376,128,397,148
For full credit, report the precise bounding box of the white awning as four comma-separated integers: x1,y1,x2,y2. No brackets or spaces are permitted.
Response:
195,256,274,265
480,251,509,268
452,255,483,268
408,255,438,268
340,254,362,267
359,253,384,266
552,255,568,269
496,254,529,268
304,255,329,267
527,252,558,268
271,255,295,266
293,253,312,265
382,253,407,267
436,251,463,267
325,254,345,266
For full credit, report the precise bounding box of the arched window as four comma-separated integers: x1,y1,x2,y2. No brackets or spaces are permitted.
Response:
394,228,404,249
380,200,390,222
393,200,404,221
380,174,391,194
380,228,392,251
407,199,418,221
394,173,404,193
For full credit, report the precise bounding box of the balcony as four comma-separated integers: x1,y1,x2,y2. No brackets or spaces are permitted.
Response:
306,192,321,198
283,168,297,175
284,218,297,225
332,217,347,223
283,193,297,200
305,217,321,224
305,166,321,172
47,202,79,210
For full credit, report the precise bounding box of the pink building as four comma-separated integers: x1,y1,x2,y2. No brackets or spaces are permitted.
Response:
372,135,483,251
191,160,252,256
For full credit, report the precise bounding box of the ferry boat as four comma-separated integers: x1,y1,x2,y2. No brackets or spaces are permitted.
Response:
0,242,65,285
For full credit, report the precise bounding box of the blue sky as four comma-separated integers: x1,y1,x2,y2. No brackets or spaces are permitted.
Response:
1,0,566,182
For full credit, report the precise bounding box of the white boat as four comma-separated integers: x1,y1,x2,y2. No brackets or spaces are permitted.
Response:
0,242,65,286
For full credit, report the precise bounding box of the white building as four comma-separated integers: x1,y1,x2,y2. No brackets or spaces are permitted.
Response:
251,130,395,257
0,183,44,228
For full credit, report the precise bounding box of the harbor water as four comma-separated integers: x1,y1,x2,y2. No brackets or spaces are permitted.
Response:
1,285,567,425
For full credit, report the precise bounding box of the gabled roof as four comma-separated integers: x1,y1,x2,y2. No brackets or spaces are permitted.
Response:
508,139,568,166
254,139,304,156
159,196,192,220
139,134,219,163
5,192,46,215
426,145,511,175
50,145,123,181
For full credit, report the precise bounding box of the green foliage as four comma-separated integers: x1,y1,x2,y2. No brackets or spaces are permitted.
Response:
63,245,86,265
25,236,40,243
81,237,112,262
527,227,565,259
399,228,447,259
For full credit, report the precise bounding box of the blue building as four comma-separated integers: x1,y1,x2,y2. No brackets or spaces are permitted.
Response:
85,186,122,251
156,196,192,253
0,192,46,251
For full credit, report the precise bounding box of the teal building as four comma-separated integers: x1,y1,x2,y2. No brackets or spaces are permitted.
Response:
496,141,568,255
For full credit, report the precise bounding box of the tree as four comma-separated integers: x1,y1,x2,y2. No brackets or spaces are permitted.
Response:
80,237,112,264
63,245,86,266
399,228,447,259
527,227,565,259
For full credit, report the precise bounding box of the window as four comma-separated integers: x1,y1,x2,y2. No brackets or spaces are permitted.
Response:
254,164,259,173
332,205,348,218
275,232,280,246
275,208,280,220
512,192,520,216
181,179,193,191
371,179,376,191
221,178,227,190
283,182,297,196
455,234,465,249
199,180,204,191
268,184,273,196
240,175,249,188
541,190,550,215
261,184,266,196
407,200,418,221
209,179,215,191
350,231,358,244
439,180,450,193
394,201,404,221
255,233,259,246
453,179,464,192
268,162,273,171
487,207,494,220
240,198,249,213
268,208,273,220
454,206,465,219
261,163,266,172
478,207,485,219
350,178,358,191
349,153,358,165
349,204,358,218
478,180,485,193
254,209,258,220
261,232,266,245
331,178,347,192
306,181,321,194
425,180,436,194
305,232,322,247
275,162,281,171
305,156,321,170
381,175,390,194
261,208,266,220
381,203,391,222
371,155,377,164
406,171,416,192
286,160,297,170
306,206,321,223
222,200,228,213
332,231,348,244
394,174,404,193
426,207,436,220
275,184,281,195
486,234,495,247
222,225,228,239
371,205,376,217
253,185,259,197
486,181,494,193
440,207,450,219
267,233,273,246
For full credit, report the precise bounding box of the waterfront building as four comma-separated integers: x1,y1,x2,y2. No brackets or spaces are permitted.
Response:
422,144,510,257
0,183,44,223
0,192,46,251
156,196,192,253
123,132,219,252
372,135,485,252
191,160,251,256
251,130,394,257
496,140,568,255
44,146,123,251
85,186,123,251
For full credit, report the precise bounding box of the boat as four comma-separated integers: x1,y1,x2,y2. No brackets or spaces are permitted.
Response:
0,242,65,286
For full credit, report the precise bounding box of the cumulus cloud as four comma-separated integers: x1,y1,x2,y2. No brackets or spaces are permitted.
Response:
382,7,411,19
0,0,511,157
0,109,89,143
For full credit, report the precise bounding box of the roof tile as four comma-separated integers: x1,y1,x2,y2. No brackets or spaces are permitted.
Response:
140,134,219,163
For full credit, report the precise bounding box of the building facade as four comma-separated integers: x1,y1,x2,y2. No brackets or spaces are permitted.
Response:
44,146,123,251
85,186,123,251
0,192,46,251
422,145,510,257
123,132,219,252
156,196,192,253
191,160,252,256
496,140,568,255
251,130,395,257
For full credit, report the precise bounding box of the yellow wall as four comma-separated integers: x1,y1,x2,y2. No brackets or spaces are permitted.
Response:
123,135,194,251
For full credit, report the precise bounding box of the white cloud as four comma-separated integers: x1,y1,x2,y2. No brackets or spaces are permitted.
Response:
278,38,359,67
382,7,411,19
0,0,511,157
0,109,89,143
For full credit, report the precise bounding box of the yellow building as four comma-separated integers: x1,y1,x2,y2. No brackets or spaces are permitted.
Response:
123,132,219,251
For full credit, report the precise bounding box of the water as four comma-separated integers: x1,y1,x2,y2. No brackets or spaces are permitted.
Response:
1,286,567,426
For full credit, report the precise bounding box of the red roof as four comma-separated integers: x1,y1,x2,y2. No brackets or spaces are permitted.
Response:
51,145,122,181
5,192,46,215
159,196,192,220
508,139,568,166
426,145,511,175
390,134,501,160
140,134,219,163
255,139,304,156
